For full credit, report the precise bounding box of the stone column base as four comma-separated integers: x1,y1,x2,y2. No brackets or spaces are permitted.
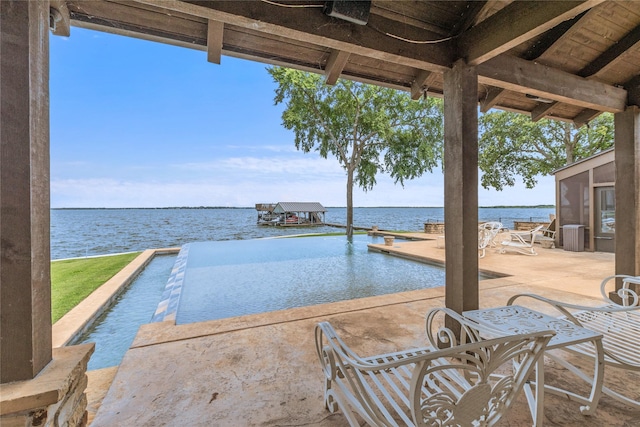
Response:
1,343,95,426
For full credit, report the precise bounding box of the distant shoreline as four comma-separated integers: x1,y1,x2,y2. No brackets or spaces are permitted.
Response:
52,205,555,210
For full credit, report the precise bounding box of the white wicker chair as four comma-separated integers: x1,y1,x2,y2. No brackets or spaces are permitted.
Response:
507,275,640,409
315,307,554,426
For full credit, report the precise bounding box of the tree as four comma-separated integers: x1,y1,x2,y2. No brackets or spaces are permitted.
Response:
269,67,444,237
479,111,614,190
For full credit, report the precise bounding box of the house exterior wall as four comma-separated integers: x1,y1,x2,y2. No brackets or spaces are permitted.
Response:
554,149,615,252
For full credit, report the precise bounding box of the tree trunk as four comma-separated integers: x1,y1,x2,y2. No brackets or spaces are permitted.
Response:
346,169,354,238
564,123,575,164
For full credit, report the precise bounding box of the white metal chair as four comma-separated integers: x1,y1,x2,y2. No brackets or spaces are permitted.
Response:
500,225,545,255
478,221,503,258
315,307,554,426
507,275,640,409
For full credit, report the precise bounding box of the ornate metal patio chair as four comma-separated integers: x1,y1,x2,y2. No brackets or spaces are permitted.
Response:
478,221,503,258
508,275,640,409
500,225,545,255
315,307,554,426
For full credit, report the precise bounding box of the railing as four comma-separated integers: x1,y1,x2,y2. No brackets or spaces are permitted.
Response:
425,217,551,231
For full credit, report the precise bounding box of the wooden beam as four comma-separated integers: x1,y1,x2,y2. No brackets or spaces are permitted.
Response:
573,109,602,127
625,75,640,108
521,10,589,61
206,19,224,64
459,0,603,65
531,101,559,122
614,106,640,276
410,70,436,100
324,50,350,85
136,0,453,73
443,59,479,315
69,1,208,51
478,55,627,113
448,1,488,36
50,0,70,37
579,25,640,79
480,86,506,113
471,0,509,26
73,0,626,112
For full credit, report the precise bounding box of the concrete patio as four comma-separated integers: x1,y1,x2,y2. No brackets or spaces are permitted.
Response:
87,233,639,426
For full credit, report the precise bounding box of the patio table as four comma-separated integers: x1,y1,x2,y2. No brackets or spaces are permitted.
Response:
463,305,604,427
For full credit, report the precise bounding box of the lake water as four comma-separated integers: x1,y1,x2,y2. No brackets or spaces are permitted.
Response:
51,207,554,260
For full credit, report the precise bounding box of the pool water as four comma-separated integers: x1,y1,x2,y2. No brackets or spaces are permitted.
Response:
74,254,177,370
173,235,460,324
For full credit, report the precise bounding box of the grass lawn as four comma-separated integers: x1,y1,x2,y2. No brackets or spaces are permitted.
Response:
51,252,142,323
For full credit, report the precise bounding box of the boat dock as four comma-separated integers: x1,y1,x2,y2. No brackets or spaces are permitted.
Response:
256,202,326,227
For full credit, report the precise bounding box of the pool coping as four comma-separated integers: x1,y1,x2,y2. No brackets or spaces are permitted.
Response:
52,248,179,348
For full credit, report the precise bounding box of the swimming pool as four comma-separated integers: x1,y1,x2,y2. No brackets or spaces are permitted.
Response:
74,254,176,370
155,235,488,325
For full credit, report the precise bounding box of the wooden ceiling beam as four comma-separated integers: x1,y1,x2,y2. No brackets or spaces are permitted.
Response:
449,1,488,36
521,10,589,61
50,0,71,37
324,50,350,85
523,9,592,121
531,11,633,121
579,25,640,79
480,86,507,113
625,75,640,108
531,101,559,122
370,4,449,36
135,0,453,73
459,0,604,65
573,109,603,127
69,1,208,50
470,0,512,27
207,20,224,64
410,70,436,100
72,1,627,113
478,55,627,112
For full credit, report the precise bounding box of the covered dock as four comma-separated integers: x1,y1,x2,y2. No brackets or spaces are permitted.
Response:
258,202,326,227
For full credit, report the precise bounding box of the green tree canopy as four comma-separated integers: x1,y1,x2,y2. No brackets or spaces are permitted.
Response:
479,111,614,191
269,67,444,236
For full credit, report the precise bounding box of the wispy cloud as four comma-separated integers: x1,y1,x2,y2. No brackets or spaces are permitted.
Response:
172,155,344,179
50,172,555,209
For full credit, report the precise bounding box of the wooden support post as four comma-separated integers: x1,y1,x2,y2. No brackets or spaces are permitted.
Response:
614,106,640,279
0,0,52,383
443,60,479,315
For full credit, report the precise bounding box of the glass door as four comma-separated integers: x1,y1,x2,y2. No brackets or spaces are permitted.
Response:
594,187,615,252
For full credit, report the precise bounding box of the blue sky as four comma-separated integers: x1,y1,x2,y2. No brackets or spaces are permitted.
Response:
50,28,555,208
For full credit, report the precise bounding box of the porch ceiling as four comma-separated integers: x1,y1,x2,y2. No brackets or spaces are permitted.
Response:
58,0,640,124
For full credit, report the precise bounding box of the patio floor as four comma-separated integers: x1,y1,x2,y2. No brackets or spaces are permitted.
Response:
88,233,640,426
